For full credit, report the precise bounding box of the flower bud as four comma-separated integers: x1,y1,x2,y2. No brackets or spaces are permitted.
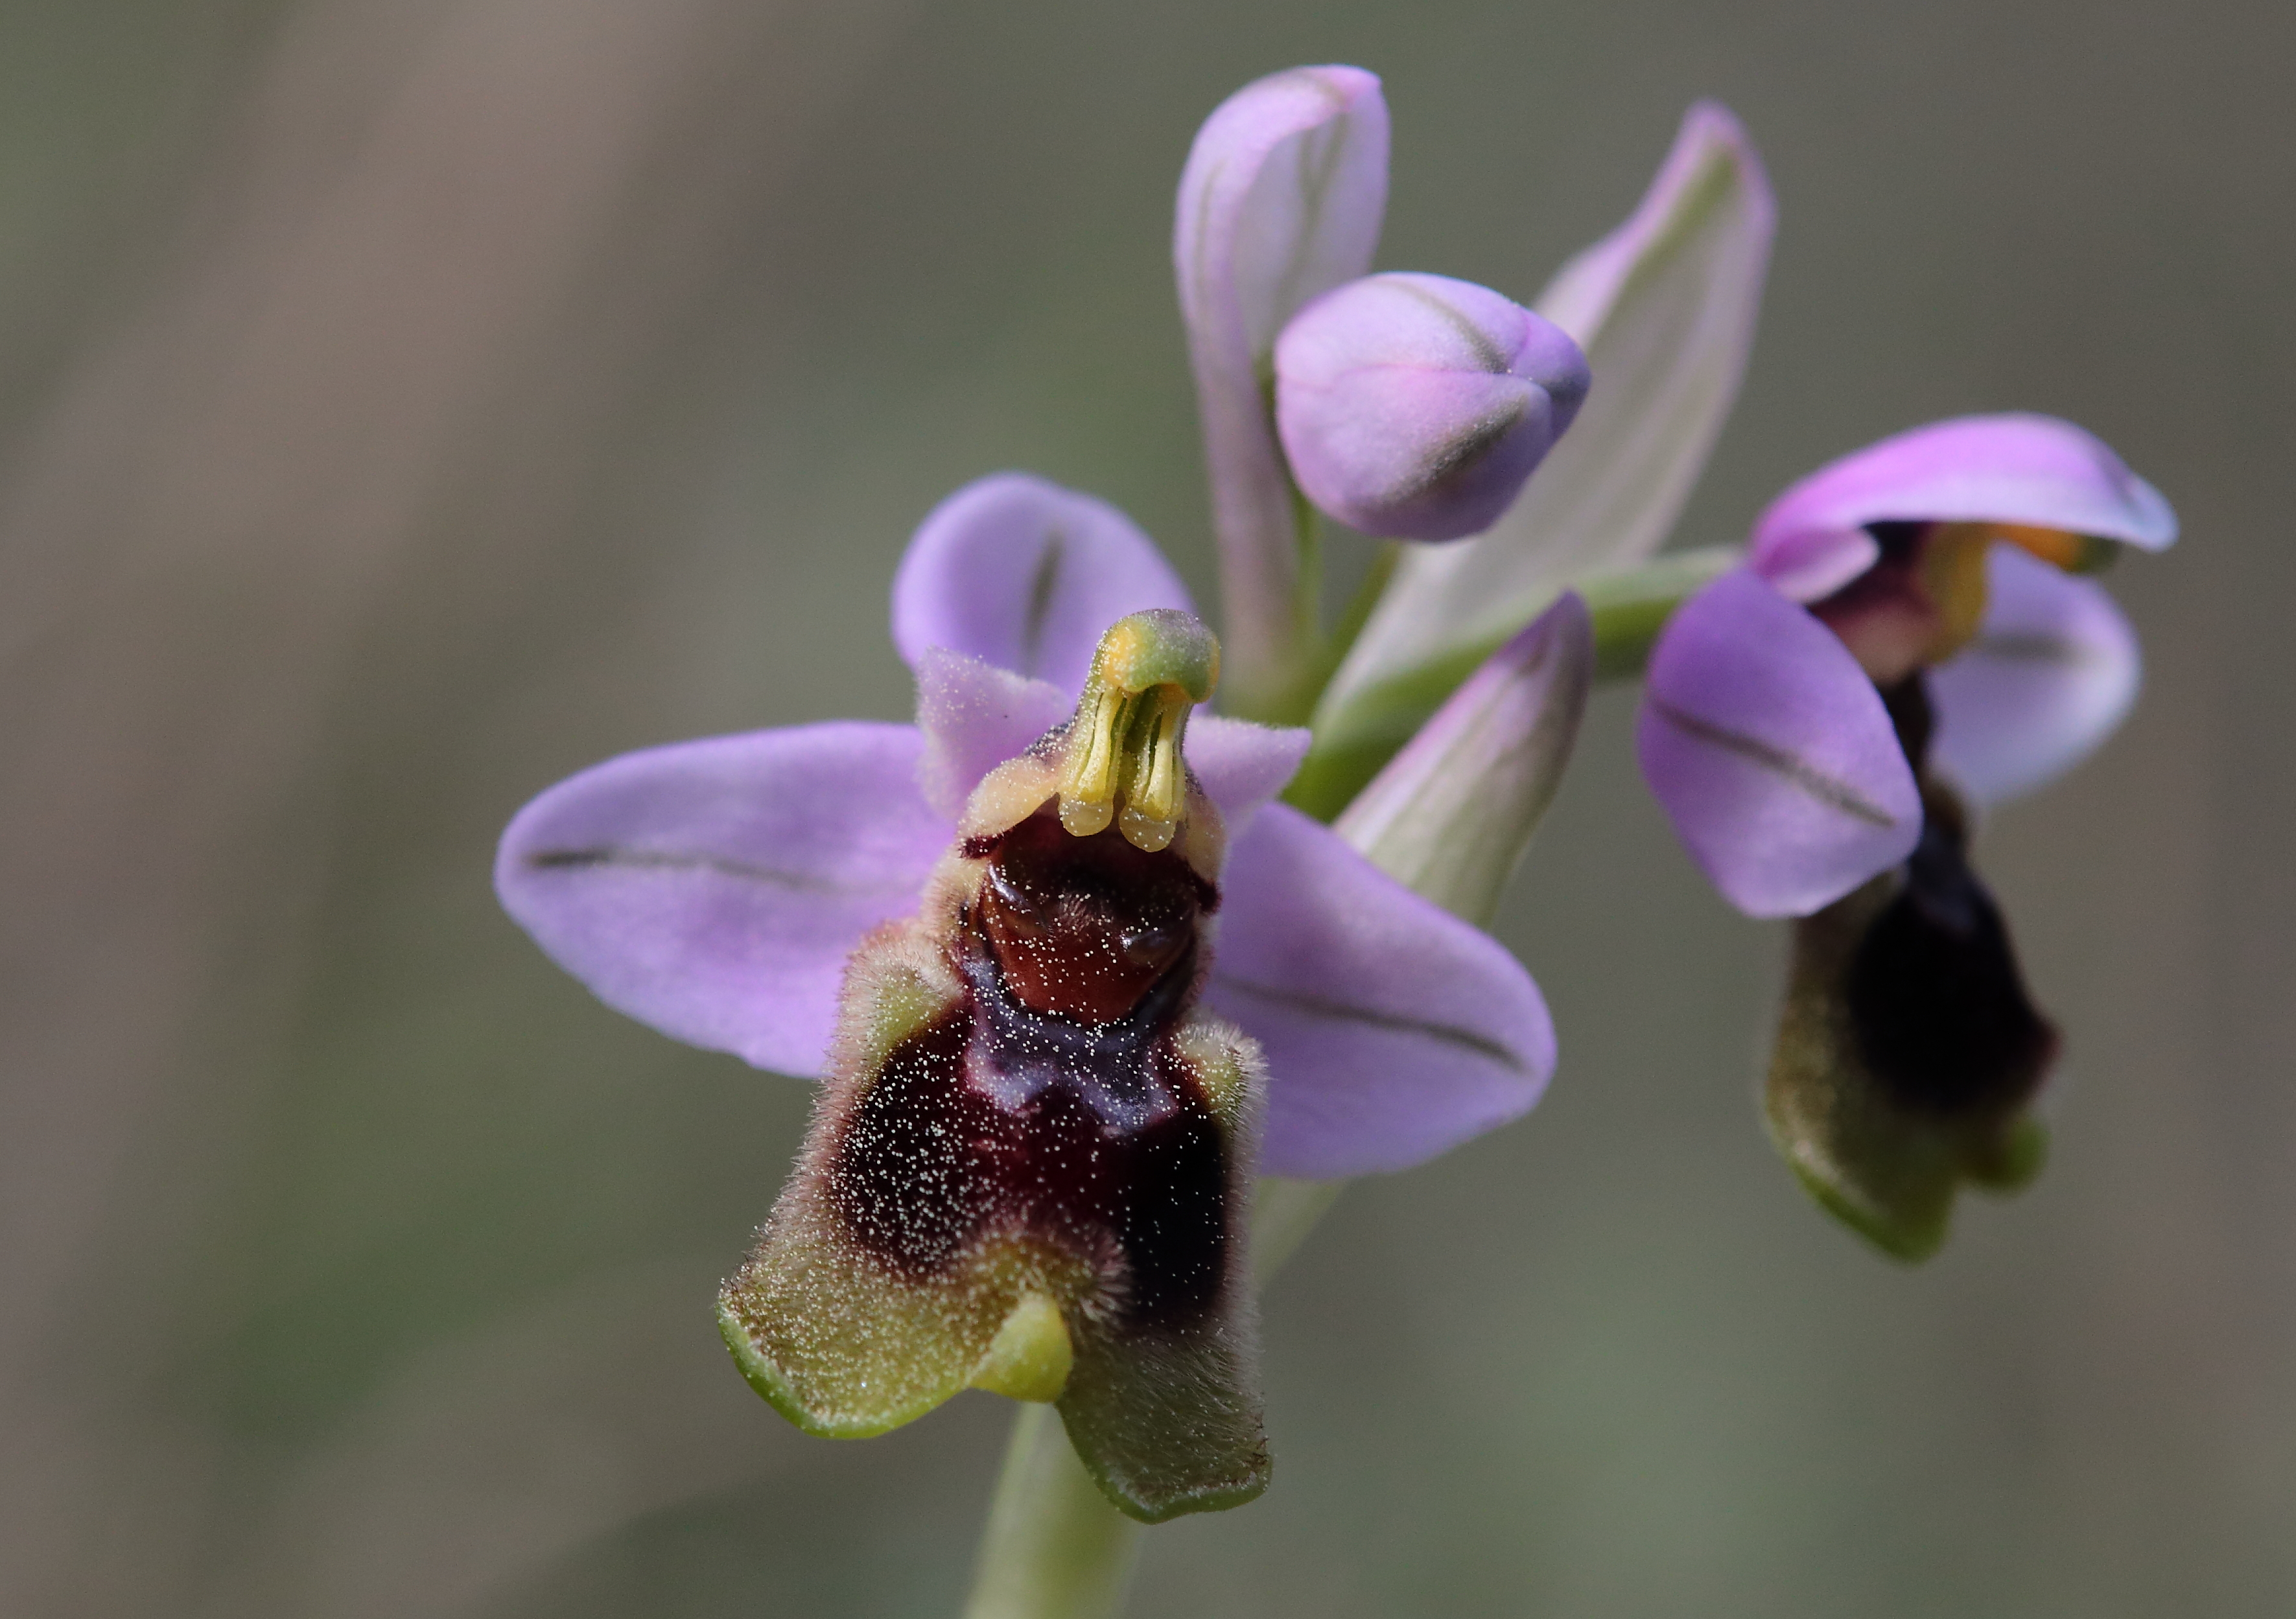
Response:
1274,272,1590,541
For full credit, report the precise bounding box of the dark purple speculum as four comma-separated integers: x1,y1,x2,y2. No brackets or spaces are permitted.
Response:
828,806,1233,1331
1847,673,2057,1119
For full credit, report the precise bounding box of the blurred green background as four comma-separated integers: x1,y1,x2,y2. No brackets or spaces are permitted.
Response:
1,1,2290,1614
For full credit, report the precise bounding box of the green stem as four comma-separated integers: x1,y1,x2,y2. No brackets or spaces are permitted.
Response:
1221,482,1331,727
1578,546,1738,681
958,1178,1344,1618
962,1405,1143,1619
1286,545,1740,819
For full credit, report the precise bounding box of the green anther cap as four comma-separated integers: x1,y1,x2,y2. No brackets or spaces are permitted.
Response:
1059,611,1221,852
1088,609,1221,702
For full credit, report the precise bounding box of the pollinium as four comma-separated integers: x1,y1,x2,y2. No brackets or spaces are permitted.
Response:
718,612,1270,1522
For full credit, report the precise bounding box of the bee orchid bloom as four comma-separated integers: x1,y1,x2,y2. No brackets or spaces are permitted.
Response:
1635,413,2175,1257
495,471,1556,1517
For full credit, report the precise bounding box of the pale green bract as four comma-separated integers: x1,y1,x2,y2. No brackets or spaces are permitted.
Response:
1302,102,1775,809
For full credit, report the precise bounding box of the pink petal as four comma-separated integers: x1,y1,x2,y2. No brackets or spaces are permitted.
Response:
914,647,1070,820
495,723,945,1077
1184,716,1311,837
1274,272,1589,541
891,473,1192,697
1928,544,2143,804
1751,413,2179,601
1205,804,1554,1177
1637,570,1921,918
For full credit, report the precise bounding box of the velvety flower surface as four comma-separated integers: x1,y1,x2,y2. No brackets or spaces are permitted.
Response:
707,607,1273,1521
1637,566,1922,920
498,470,1556,1185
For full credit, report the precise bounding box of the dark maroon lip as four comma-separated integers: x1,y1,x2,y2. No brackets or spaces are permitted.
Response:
967,805,1219,1026
826,999,1231,1331
821,803,1239,1331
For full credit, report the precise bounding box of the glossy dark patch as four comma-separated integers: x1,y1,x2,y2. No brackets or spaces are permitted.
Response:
1865,519,1930,565
974,808,1216,1024
826,811,1232,1329
827,1003,1228,1327
1813,522,1932,625
1877,670,1936,769
1845,804,2058,1118
1845,673,2059,1117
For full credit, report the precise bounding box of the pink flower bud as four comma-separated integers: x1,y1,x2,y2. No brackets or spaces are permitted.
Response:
1274,272,1589,541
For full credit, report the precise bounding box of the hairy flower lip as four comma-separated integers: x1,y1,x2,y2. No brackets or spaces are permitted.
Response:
707,640,1278,1522
715,878,1268,1519
968,800,1212,1033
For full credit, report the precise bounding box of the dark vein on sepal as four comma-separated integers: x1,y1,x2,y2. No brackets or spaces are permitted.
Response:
1019,530,1065,681
526,845,913,897
1651,698,1898,828
1966,631,2094,666
1212,975,1528,1071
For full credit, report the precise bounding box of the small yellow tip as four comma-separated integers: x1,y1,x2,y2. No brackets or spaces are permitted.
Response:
1919,522,1998,664
1983,522,2091,572
968,1292,1073,1404
1059,795,1115,837
1118,805,1178,852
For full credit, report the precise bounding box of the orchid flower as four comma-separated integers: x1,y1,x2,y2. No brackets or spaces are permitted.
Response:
493,61,1775,1540
497,472,1555,1519
1637,413,2177,1257
492,60,1687,1538
1290,100,1775,813
489,49,2177,1611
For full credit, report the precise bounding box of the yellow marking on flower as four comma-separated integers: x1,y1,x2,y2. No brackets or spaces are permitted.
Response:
968,1291,1073,1403
1919,522,1998,664
1175,1019,1261,1128
1057,611,1221,852
843,954,959,1080
1057,683,1126,839
1923,520,2108,665
1984,521,2090,571
963,754,1062,841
